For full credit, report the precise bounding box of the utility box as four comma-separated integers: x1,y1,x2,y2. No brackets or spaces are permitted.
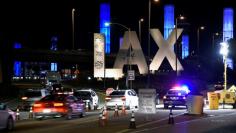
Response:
186,95,204,115
207,92,219,110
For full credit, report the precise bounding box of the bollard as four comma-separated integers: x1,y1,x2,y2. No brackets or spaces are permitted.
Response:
100,111,107,127
114,104,119,117
121,102,126,116
29,106,33,119
129,111,136,129
16,108,20,120
168,107,174,124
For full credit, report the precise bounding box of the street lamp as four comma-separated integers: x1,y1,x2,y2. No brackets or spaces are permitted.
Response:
220,42,229,91
175,15,185,76
148,0,159,88
139,18,144,42
105,22,132,89
72,8,75,50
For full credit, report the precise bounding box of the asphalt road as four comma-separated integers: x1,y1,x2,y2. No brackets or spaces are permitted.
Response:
7,105,236,133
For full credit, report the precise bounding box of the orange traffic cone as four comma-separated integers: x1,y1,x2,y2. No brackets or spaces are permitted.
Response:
103,105,108,119
121,102,126,115
129,111,136,129
100,111,107,127
114,104,119,117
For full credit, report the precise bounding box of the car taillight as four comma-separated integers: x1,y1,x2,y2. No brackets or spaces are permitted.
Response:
121,96,126,101
21,97,28,100
54,103,64,107
105,97,111,101
163,96,167,99
33,103,42,107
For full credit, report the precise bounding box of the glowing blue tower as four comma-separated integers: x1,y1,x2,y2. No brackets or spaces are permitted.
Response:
223,8,234,69
164,5,174,40
100,3,110,53
182,35,189,59
50,36,58,71
13,42,22,77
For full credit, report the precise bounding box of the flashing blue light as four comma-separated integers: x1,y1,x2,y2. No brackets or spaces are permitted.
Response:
182,85,190,93
223,8,234,69
100,3,110,54
164,5,174,40
182,35,189,59
13,42,22,76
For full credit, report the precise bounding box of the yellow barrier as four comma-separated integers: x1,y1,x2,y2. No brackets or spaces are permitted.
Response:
207,92,219,110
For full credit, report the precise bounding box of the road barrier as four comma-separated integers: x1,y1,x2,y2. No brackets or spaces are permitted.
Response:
129,111,136,129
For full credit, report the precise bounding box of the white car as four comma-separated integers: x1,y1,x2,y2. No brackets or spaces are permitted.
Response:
106,89,139,110
0,103,16,131
74,89,99,110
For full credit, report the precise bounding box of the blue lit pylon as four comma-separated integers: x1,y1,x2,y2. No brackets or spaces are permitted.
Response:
100,3,110,54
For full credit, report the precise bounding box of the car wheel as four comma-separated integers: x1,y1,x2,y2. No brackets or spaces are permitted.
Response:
80,111,85,118
66,108,73,120
6,117,14,131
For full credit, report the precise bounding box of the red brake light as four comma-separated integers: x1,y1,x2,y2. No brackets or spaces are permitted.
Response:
121,96,126,101
54,103,64,107
33,103,42,107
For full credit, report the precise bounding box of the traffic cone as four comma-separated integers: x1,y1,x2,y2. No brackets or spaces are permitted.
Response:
121,102,126,116
98,110,103,127
129,111,136,129
29,106,33,119
86,101,89,111
103,105,108,119
168,108,174,124
114,104,119,117
100,111,107,127
16,108,20,120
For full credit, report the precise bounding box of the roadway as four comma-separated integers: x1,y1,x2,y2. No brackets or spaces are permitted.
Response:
7,106,236,133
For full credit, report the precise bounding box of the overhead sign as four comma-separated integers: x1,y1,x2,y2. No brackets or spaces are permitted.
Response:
128,70,135,80
138,89,156,114
94,33,105,78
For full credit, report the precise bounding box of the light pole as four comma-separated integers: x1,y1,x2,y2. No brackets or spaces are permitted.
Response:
175,15,184,76
139,18,144,42
105,22,132,89
72,8,75,50
220,42,229,91
148,0,159,88
197,26,205,56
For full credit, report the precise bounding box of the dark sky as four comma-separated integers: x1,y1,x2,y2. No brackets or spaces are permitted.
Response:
0,0,235,56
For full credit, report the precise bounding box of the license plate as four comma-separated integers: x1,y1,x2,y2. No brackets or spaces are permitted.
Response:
43,109,51,113
170,97,178,100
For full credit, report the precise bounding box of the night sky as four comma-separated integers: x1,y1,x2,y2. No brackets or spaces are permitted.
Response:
0,0,235,57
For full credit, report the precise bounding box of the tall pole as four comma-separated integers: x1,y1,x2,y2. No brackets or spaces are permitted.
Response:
72,8,75,50
147,0,151,88
197,28,200,56
175,18,178,76
139,20,141,42
128,28,132,89
224,55,227,91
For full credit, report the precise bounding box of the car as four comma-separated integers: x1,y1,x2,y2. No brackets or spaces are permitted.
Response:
20,89,50,110
74,89,99,110
163,85,190,109
33,94,85,120
0,103,16,131
105,89,139,110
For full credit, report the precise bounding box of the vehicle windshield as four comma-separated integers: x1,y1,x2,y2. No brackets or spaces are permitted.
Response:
25,91,41,97
167,90,188,95
40,95,65,101
110,91,125,96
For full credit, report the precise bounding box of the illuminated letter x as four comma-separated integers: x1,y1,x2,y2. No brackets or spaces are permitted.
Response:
150,29,184,71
